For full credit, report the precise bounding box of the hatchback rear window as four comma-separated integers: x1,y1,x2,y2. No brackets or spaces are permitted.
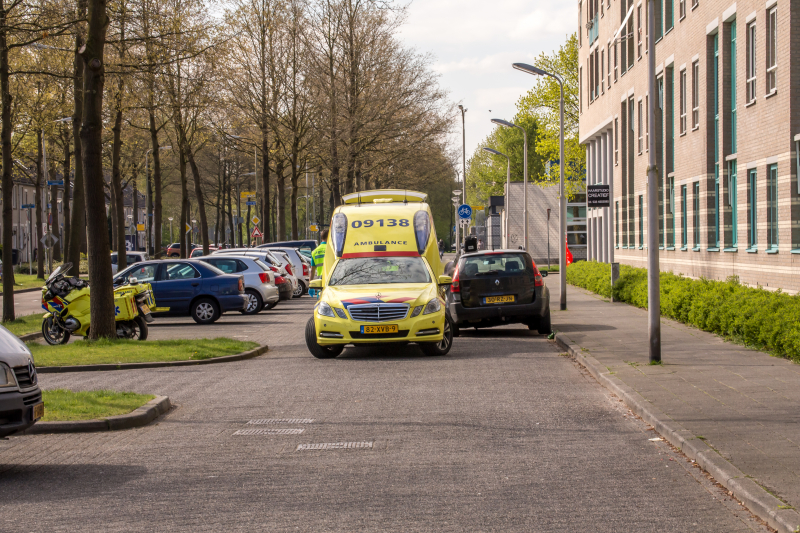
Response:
254,259,271,271
460,253,531,277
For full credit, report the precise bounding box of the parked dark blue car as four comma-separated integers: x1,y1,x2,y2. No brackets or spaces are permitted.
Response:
113,260,247,324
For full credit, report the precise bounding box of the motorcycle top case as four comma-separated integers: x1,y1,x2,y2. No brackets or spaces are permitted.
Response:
113,293,138,321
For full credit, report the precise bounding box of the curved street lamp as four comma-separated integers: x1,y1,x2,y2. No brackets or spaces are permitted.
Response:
512,62,567,310
482,147,511,249
491,119,528,253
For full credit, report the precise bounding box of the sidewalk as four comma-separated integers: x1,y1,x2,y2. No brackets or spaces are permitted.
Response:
547,276,800,532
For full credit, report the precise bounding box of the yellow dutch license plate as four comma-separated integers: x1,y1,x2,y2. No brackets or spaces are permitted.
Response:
485,295,515,304
33,403,44,420
140,304,151,314
361,324,399,334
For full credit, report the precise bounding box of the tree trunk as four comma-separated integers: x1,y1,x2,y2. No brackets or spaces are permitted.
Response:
80,0,115,340
290,153,299,240
178,144,188,258
61,126,71,259
1,8,16,321
35,131,44,279
148,109,163,256
49,166,61,261
261,129,270,243
276,162,286,240
111,98,126,269
66,0,88,277
187,149,209,254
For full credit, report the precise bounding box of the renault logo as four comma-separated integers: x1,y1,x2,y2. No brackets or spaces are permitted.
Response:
495,279,500,286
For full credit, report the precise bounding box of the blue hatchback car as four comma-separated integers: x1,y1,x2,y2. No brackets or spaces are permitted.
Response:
113,259,248,324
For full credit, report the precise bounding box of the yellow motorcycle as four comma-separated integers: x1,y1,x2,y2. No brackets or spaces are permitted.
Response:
41,262,156,345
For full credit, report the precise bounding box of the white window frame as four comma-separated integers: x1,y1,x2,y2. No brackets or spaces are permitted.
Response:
680,68,687,133
692,60,700,128
638,98,643,154
766,6,777,94
746,21,757,103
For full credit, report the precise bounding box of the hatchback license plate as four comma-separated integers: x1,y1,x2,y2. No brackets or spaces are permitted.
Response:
484,295,515,304
33,403,44,420
361,325,399,334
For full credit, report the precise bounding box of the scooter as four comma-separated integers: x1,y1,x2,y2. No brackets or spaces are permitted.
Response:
41,262,156,345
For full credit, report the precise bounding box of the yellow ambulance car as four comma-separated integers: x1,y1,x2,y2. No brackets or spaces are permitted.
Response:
305,189,453,358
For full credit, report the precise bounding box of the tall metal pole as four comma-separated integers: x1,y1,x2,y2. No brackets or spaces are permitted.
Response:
505,158,510,248
145,149,151,254
558,79,567,311
647,0,661,362
522,128,528,252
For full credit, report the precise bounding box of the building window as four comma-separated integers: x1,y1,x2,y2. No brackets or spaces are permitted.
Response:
614,118,619,165
645,94,649,149
637,5,642,59
692,61,700,128
693,182,701,248
656,0,663,40
595,50,601,97
579,2,583,47
748,169,757,248
681,184,688,247
614,41,618,81
666,0,674,32
730,21,737,154
615,201,619,247
637,99,643,153
680,69,687,133
712,33,720,249
679,0,685,19
601,49,605,94
729,160,738,248
639,195,644,247
607,42,611,88
667,176,675,247
766,6,777,94
626,3,634,71
746,21,756,103
692,0,698,7
767,163,778,249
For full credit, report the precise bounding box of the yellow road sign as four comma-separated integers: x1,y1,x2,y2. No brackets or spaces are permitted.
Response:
185,223,191,233
309,224,318,232
240,191,256,199
251,216,261,226
136,224,145,231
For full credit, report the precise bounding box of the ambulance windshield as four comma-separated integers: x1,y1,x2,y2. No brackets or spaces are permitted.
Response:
328,256,431,286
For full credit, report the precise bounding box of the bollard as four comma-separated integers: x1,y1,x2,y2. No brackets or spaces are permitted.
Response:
610,262,620,302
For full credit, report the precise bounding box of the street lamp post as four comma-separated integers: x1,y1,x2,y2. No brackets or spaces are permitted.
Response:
491,119,528,252
453,187,462,257
482,147,510,248
645,0,661,362
458,105,467,204
512,62,567,310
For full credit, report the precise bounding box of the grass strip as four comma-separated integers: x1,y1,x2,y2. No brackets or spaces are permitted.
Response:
2,273,45,292
28,337,259,367
566,260,800,363
3,313,43,337
41,389,155,422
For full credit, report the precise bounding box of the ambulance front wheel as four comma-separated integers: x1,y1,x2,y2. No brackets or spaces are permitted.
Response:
305,317,344,359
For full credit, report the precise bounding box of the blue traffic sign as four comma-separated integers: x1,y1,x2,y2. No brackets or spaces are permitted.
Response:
21,204,35,209
457,204,472,220
246,201,256,206
47,180,64,186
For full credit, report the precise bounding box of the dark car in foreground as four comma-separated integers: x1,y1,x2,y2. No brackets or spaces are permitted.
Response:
447,250,550,335
0,325,43,437
113,259,248,324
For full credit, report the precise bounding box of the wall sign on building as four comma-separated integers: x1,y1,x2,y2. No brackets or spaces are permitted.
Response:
587,185,610,208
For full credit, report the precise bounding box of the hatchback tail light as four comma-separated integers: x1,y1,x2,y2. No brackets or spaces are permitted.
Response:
302,263,308,276
533,265,544,287
275,275,286,285
270,266,278,272
284,264,293,276
451,267,461,293
258,272,268,284
238,278,244,292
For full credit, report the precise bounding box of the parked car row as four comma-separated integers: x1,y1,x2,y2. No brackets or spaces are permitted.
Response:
111,241,317,324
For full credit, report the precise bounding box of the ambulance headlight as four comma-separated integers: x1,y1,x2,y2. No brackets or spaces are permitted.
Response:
414,210,430,255
332,213,347,257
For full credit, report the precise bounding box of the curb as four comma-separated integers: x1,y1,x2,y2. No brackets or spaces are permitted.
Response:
19,331,43,342
0,286,44,296
554,333,800,533
22,395,171,434
37,344,269,373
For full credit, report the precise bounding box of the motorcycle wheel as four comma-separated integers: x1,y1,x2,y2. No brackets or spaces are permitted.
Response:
42,316,70,345
118,316,148,340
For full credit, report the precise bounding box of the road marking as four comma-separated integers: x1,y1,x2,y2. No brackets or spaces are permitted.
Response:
233,428,305,436
248,418,315,425
296,442,373,451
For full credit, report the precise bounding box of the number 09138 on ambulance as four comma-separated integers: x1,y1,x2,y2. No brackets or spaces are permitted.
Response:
305,189,454,358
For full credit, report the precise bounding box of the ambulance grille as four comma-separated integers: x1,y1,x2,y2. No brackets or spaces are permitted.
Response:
347,303,409,322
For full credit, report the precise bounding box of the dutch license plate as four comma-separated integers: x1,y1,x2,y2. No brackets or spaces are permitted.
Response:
33,403,44,420
484,295,515,304
140,304,150,314
361,324,399,334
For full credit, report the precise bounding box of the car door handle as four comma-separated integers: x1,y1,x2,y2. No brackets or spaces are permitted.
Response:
191,282,200,287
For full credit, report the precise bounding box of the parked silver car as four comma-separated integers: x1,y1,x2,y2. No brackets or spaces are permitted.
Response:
197,255,279,314
266,247,310,294
211,248,300,296
111,251,149,275
0,324,42,437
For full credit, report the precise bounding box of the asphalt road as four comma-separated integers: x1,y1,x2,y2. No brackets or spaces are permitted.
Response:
0,282,770,532
2,289,45,317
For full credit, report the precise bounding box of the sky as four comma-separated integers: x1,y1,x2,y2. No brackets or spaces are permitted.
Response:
399,0,574,166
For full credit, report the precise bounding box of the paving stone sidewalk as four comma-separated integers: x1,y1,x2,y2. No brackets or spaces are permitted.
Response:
549,279,800,514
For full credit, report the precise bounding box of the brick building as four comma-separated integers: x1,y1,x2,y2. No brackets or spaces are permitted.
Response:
579,0,800,290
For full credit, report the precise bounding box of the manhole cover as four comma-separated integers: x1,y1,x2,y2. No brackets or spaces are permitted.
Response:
248,419,315,425
296,442,373,451
234,428,305,436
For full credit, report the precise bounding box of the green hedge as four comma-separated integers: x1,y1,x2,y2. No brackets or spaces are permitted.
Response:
566,260,800,363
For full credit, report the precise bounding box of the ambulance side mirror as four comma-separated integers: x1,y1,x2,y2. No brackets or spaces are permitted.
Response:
309,279,323,289
437,275,452,286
